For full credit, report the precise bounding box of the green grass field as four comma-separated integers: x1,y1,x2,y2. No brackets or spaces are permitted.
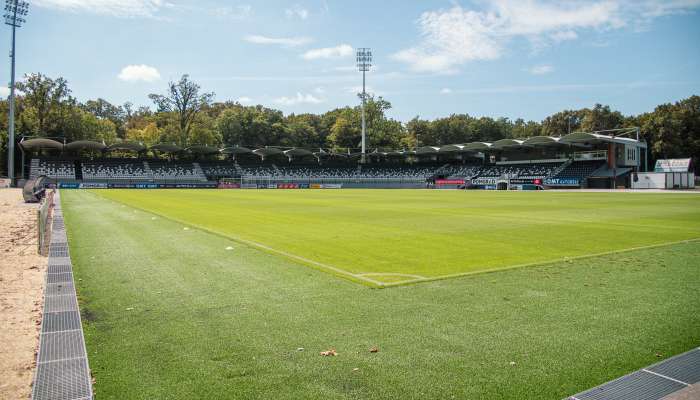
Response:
60,189,700,400
92,189,700,286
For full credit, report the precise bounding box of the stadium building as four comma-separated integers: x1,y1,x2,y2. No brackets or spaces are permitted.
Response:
19,128,691,191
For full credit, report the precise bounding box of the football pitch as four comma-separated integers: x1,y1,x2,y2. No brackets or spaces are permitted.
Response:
91,189,700,287
60,190,700,399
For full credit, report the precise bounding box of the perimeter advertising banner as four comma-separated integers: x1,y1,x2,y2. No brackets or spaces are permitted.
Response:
471,178,496,185
654,159,691,173
79,182,109,189
544,178,580,186
57,182,217,189
218,182,241,189
435,179,465,185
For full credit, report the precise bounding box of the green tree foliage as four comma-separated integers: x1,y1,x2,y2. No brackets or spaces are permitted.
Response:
16,73,70,135
0,71,698,176
148,75,215,146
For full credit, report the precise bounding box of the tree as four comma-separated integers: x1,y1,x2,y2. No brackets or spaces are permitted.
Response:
541,109,584,136
148,75,214,146
16,73,70,135
83,98,127,138
406,117,432,147
328,116,360,149
580,104,625,132
126,122,162,146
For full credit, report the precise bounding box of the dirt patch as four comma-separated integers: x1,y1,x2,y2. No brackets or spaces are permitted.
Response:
0,189,47,399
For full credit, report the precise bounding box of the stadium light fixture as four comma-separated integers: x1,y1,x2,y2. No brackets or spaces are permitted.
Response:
4,0,28,186
356,48,371,163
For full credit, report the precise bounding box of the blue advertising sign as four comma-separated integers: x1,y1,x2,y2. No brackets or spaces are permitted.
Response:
544,178,580,186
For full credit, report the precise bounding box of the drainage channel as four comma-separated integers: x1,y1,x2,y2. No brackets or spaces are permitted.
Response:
31,192,93,400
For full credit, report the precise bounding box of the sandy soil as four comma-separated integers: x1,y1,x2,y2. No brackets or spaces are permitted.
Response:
0,189,47,400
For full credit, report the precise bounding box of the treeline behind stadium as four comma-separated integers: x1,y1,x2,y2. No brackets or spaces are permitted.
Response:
1,73,698,174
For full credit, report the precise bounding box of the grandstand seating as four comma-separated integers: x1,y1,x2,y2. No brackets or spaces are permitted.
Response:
551,160,605,182
30,159,76,180
443,165,481,179
26,157,607,186
148,162,208,182
200,163,240,180
476,163,561,179
82,161,150,181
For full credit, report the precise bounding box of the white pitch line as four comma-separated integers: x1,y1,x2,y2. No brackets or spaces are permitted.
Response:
642,369,690,386
359,272,427,280
90,191,386,287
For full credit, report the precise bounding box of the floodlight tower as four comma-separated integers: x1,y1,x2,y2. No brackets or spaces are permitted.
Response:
356,48,371,163
4,0,28,186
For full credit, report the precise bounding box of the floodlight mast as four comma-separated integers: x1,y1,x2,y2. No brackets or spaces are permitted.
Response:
357,48,371,164
4,0,28,186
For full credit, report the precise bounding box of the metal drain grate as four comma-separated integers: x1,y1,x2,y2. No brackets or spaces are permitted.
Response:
49,243,69,257
32,358,92,400
575,370,686,400
48,264,72,274
44,295,79,313
48,256,71,267
647,348,700,385
32,191,93,400
52,233,68,243
47,272,73,284
42,311,82,333
46,282,74,297
38,331,86,363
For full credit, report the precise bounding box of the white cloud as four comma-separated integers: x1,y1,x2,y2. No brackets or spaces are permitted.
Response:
236,96,253,104
285,4,309,19
274,92,323,106
302,44,353,60
33,0,167,18
118,64,161,82
528,64,554,75
215,5,252,20
440,88,452,94
244,35,312,47
634,0,700,18
393,1,700,73
0,86,9,98
550,30,578,42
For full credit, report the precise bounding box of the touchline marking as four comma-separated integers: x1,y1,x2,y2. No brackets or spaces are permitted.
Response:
87,191,386,287
37,356,88,365
86,190,700,289
359,272,427,279
642,369,690,386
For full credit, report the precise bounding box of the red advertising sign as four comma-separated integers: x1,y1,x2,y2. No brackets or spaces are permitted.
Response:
436,179,465,185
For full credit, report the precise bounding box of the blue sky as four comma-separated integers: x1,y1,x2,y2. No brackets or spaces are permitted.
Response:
9,0,700,122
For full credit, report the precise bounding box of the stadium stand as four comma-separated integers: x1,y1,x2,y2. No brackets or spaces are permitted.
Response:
199,163,240,180
82,160,150,181
29,158,76,180
148,162,208,182
475,163,561,179
551,160,606,182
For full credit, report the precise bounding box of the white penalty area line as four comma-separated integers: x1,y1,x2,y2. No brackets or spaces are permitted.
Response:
379,237,700,287
87,191,386,288
87,191,700,289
